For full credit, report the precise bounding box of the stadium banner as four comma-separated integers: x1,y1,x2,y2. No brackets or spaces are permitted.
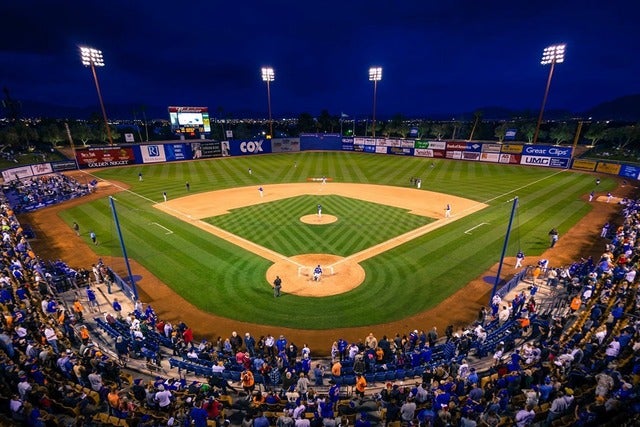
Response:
462,152,481,161
190,141,224,159
401,140,415,148
375,146,387,154
446,141,468,151
480,152,500,162
2,165,34,181
596,162,622,175
482,143,502,153
341,137,354,151
163,143,189,161
499,154,521,164
76,146,135,168
414,148,433,157
354,137,365,145
414,140,447,150
521,156,570,168
446,151,463,160
300,134,342,151
364,145,376,153
51,160,78,172
30,163,54,176
228,139,273,156
505,129,517,141
522,144,572,158
353,143,364,152
571,159,597,172
138,144,167,163
501,144,524,154
271,138,301,153
619,164,640,180
388,147,414,156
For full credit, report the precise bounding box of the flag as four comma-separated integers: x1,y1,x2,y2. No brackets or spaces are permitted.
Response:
341,112,349,119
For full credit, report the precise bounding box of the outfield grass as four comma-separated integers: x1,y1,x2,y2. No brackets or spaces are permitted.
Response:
58,152,616,329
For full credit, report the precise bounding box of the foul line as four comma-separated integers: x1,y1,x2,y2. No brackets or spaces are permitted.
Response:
464,223,489,235
149,222,173,235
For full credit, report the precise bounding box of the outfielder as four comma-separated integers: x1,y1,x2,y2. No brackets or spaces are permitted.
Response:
317,204,322,218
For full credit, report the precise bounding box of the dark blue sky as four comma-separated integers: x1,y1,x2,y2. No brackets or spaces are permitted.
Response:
1,1,639,119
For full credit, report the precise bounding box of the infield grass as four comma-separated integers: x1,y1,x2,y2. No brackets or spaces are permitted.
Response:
58,152,615,328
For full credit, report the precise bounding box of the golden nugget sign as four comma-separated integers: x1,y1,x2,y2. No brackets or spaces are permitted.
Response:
571,159,597,171
500,144,524,154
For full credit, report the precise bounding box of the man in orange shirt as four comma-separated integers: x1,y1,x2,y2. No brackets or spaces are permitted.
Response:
72,298,84,322
355,374,367,398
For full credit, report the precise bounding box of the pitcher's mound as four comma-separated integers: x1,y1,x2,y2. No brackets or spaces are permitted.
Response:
300,214,338,225
267,254,365,297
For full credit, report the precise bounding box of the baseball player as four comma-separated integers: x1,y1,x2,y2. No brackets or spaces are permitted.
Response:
445,204,451,218
317,204,322,218
163,192,167,202
313,265,322,281
515,250,524,268
259,186,264,198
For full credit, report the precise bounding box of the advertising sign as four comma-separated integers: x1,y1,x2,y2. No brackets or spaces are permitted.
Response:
446,151,463,160
462,152,480,161
482,144,502,153
505,129,517,141
571,159,597,172
388,147,413,156
619,164,640,180
499,154,521,164
140,144,167,163
596,162,622,175
2,166,33,181
363,145,376,153
521,156,570,168
52,160,78,172
30,163,54,176
375,146,387,154
228,139,272,156
76,147,135,168
522,145,572,158
414,148,433,157
501,144,524,154
271,138,301,153
447,141,468,151
480,153,500,162
191,141,223,159
164,144,188,161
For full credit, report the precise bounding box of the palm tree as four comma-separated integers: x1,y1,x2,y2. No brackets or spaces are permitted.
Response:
468,110,483,141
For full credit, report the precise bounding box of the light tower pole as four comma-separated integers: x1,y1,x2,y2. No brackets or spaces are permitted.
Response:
533,44,566,144
80,46,114,145
261,67,275,138
369,67,382,138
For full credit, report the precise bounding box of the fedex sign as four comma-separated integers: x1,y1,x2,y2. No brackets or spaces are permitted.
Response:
523,145,571,158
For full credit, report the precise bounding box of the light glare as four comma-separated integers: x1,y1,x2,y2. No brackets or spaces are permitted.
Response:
261,67,275,82
79,46,105,67
540,44,566,65
369,66,382,81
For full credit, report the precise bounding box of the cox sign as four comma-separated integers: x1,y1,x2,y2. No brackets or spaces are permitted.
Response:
240,140,264,153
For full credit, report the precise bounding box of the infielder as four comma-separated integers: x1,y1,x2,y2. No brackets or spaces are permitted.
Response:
445,204,451,218
317,204,322,218
259,186,264,198
313,265,323,281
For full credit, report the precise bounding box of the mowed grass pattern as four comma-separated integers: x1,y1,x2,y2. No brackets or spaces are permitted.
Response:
205,195,433,256
58,152,616,328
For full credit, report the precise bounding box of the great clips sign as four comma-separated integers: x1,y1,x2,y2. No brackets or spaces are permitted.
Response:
522,145,572,158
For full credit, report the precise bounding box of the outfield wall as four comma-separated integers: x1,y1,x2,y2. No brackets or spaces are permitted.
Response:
3,135,639,181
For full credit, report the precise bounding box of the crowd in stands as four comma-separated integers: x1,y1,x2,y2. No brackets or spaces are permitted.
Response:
0,174,639,426
3,174,95,213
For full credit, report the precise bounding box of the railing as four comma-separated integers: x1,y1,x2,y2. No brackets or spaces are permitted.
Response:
108,267,137,302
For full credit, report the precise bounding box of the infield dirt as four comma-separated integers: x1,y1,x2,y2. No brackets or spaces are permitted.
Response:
22,172,635,355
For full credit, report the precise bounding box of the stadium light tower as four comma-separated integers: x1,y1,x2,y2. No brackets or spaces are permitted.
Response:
261,67,275,138
369,66,382,138
532,44,566,144
80,46,114,145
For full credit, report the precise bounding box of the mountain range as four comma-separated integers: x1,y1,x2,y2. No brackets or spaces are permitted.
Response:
3,94,640,123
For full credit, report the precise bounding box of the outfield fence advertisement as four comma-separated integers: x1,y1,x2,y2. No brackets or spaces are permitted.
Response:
26,135,638,182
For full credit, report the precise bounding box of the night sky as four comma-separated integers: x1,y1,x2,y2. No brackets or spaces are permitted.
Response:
1,1,639,119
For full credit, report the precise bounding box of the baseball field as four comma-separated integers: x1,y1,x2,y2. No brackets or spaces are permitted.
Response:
26,151,619,350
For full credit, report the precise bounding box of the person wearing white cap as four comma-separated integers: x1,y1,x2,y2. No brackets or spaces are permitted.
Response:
154,384,173,411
